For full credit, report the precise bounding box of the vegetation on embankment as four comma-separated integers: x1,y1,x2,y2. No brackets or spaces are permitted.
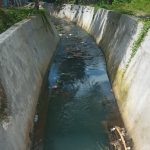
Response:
92,0,150,16
130,19,150,59
0,8,47,34
0,8,30,33
124,18,150,72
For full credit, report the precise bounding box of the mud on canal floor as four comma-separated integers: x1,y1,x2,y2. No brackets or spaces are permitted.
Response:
32,17,133,150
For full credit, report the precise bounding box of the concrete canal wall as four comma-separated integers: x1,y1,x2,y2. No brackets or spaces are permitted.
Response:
0,16,59,150
47,4,150,150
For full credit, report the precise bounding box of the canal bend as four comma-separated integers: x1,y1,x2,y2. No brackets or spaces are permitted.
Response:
43,18,122,150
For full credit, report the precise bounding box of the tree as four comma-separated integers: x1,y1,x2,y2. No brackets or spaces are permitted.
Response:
35,0,39,10
74,0,79,4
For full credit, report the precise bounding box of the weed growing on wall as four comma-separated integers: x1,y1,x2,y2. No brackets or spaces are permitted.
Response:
132,19,150,56
124,19,150,73
0,81,8,121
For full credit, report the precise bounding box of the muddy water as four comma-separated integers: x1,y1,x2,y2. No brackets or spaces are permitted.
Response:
43,18,123,150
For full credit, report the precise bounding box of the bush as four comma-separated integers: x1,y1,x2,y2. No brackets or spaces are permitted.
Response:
113,0,131,4
0,8,41,34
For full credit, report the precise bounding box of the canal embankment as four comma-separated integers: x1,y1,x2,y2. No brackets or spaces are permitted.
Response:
0,15,59,150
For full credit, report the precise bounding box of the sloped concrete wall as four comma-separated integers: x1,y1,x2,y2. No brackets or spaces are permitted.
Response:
48,4,150,150
0,16,59,150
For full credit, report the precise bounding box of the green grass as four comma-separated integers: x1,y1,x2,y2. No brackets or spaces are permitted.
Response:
0,8,47,34
92,0,150,16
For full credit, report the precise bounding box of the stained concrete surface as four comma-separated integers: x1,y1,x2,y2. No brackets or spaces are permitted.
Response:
0,16,59,150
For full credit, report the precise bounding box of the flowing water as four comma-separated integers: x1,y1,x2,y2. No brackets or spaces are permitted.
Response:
43,18,122,150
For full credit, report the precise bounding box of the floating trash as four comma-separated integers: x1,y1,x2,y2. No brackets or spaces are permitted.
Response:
59,34,63,36
52,85,58,89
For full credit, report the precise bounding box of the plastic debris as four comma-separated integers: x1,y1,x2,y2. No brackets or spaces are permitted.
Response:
34,114,38,123
110,127,116,132
2,121,11,130
2,116,12,130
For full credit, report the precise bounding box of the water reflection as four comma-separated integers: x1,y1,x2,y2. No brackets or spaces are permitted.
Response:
59,56,85,83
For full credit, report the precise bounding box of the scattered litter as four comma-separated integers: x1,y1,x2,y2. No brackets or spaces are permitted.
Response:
110,127,116,132
59,34,63,36
2,122,10,130
2,116,12,130
34,114,38,123
121,128,126,136
52,85,58,89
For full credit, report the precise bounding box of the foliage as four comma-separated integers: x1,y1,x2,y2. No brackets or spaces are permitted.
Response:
93,0,150,16
0,8,32,33
113,0,131,4
46,0,150,14
0,8,48,34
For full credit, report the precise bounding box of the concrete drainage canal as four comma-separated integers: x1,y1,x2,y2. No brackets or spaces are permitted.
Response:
32,18,133,150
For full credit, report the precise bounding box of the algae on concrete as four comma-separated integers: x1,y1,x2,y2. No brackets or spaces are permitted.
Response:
0,81,8,121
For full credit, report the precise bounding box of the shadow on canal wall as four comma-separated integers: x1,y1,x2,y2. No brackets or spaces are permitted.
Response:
46,4,150,150
0,16,59,149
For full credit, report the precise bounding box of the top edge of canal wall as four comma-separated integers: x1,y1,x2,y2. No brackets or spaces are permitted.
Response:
0,16,59,149
46,3,150,150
